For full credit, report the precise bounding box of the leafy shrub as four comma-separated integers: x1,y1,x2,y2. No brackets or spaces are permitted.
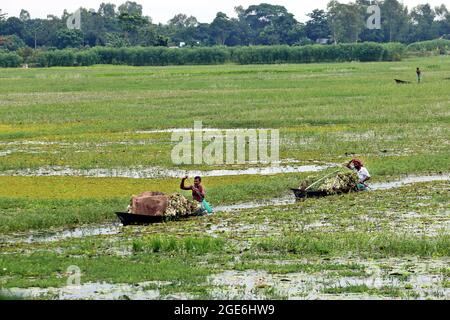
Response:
0,52,23,68
75,51,100,66
26,43,407,68
35,50,76,67
232,43,404,64
407,39,450,55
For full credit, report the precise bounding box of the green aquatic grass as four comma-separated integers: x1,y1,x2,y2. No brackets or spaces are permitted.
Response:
0,252,214,289
322,284,403,297
0,174,302,200
254,232,450,257
0,174,303,233
0,56,449,174
0,198,122,233
132,236,225,254
234,261,365,275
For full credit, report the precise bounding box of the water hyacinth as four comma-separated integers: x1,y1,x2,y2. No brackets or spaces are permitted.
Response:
165,193,200,217
302,169,359,195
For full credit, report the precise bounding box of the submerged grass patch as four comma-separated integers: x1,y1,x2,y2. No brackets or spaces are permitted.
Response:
0,252,213,289
132,236,225,254
322,284,403,297
254,232,450,257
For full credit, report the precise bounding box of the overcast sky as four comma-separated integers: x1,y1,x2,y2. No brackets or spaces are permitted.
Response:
1,1,447,23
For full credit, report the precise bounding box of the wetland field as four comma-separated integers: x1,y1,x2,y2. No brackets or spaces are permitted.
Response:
0,56,449,300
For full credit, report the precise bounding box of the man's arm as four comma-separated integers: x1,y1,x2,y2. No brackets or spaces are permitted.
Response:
360,176,371,184
180,177,192,191
345,159,355,169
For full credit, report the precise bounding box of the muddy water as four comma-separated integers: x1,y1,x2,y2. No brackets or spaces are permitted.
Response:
208,258,450,300
1,281,168,300
1,224,122,245
1,164,332,179
1,174,448,245
2,258,448,300
370,175,450,190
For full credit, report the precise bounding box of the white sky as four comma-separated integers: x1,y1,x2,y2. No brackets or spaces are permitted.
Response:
1,1,447,23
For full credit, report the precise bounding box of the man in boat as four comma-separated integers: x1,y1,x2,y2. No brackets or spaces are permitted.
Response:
180,175,205,203
346,159,371,191
180,176,214,214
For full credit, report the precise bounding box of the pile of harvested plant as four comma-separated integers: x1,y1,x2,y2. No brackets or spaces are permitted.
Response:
165,193,201,217
299,168,359,195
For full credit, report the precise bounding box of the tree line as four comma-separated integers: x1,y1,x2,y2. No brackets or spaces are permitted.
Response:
1,0,450,52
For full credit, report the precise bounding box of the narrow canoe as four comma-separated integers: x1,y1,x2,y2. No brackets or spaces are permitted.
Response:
115,212,165,226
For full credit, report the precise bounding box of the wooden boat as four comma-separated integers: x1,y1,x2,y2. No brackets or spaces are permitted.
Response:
291,188,331,199
394,79,411,84
115,212,166,226
291,187,364,199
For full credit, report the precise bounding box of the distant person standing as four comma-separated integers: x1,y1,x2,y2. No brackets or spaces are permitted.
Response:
416,67,422,83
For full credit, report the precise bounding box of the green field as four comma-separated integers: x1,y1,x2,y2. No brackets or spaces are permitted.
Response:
0,56,449,300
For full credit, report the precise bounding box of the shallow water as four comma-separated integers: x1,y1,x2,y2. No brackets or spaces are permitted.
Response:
1,281,165,300
208,257,450,300
1,224,122,245
370,175,450,190
2,257,448,300
0,164,332,179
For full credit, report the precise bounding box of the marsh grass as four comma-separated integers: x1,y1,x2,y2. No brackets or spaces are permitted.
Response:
0,57,449,299
254,233,450,257
233,261,365,275
322,284,403,297
0,252,213,289
132,236,225,254
0,56,448,174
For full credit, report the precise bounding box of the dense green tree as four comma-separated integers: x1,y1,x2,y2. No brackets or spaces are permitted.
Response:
305,9,331,41
327,0,365,43
409,4,436,42
379,0,409,42
243,3,300,45
54,29,83,49
433,5,450,37
167,14,198,45
98,3,119,31
210,12,237,45
2,1,450,51
118,1,143,16
0,34,25,51
3,17,25,38
118,12,149,45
